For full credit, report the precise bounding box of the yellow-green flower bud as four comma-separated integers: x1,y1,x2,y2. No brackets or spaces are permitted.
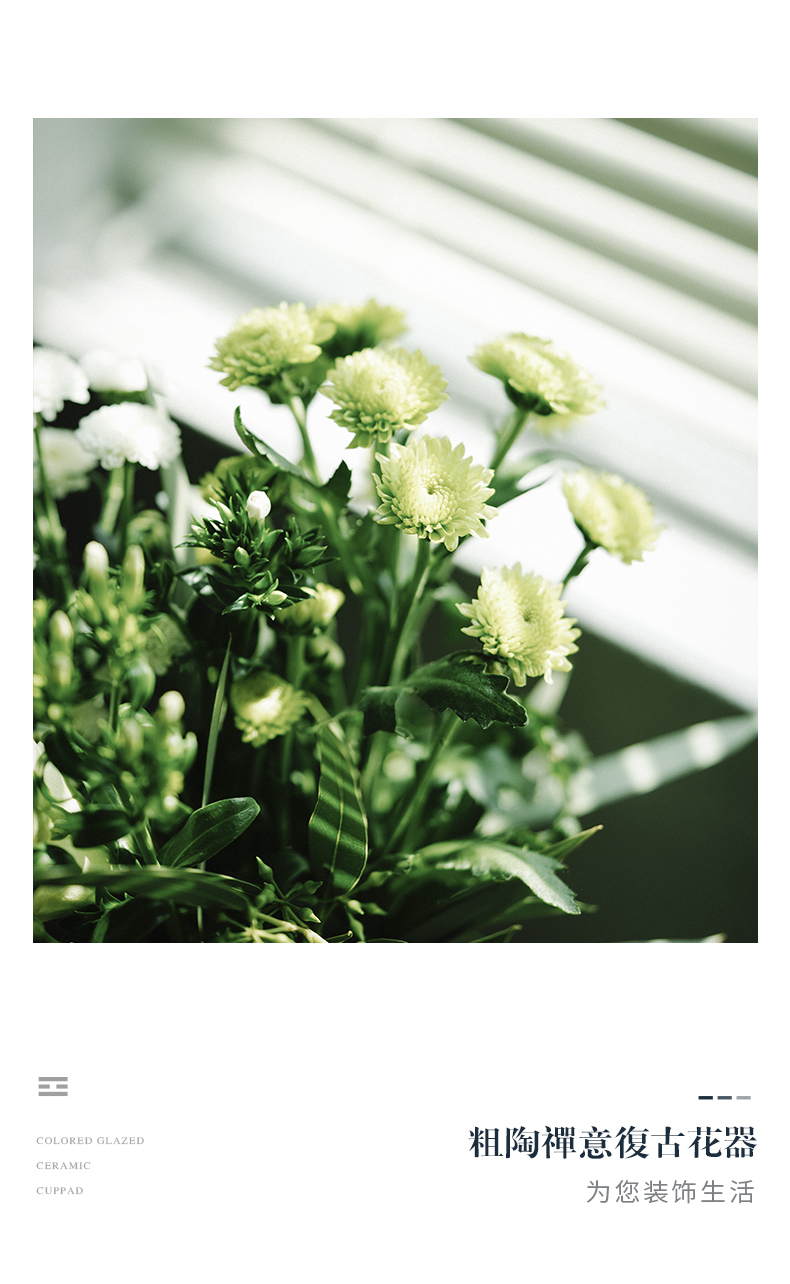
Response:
230,671,308,747
118,715,145,763
234,545,251,567
121,543,146,611
84,540,109,600
48,652,73,698
49,611,73,650
127,660,156,709
157,690,185,725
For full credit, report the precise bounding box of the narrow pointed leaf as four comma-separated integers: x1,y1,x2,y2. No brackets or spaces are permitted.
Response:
566,714,758,816
428,840,581,915
540,826,603,863
33,866,252,914
50,806,131,848
157,797,260,868
234,407,308,480
309,723,368,894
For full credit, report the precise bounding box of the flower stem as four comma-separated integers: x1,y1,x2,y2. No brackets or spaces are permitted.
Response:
34,417,74,596
561,538,598,591
489,408,529,472
119,460,136,544
287,396,320,484
130,817,159,866
388,538,432,685
385,711,458,856
202,634,232,809
280,634,307,799
99,466,125,534
316,497,364,595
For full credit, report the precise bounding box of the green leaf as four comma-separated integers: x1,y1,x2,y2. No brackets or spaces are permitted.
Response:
33,867,252,914
309,723,368,895
422,839,582,915
42,727,94,782
361,652,527,735
565,714,758,816
157,797,260,868
234,408,308,481
359,686,400,734
490,451,556,509
92,898,170,943
33,917,58,942
50,807,131,848
322,460,352,508
539,826,603,863
402,878,542,942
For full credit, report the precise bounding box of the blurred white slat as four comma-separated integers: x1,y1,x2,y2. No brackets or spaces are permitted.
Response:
317,117,756,316
484,117,757,228
220,119,756,392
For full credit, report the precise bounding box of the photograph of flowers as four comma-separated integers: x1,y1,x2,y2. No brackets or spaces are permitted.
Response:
33,118,757,944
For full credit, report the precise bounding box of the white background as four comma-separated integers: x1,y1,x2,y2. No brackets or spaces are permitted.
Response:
7,4,786,1280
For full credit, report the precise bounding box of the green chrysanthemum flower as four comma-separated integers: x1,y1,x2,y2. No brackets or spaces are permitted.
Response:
310,299,407,359
374,435,498,552
230,671,308,747
562,468,663,564
275,582,345,631
200,454,276,503
458,564,580,686
470,333,604,433
210,303,335,391
321,347,448,448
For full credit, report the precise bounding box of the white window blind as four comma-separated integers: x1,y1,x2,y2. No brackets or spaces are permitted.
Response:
33,117,757,708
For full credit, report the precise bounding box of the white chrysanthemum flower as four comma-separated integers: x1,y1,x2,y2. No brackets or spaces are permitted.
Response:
230,671,308,746
562,468,663,564
33,348,90,421
246,490,272,523
458,564,580,686
276,583,345,631
321,347,447,448
80,349,148,393
74,400,181,470
34,428,94,498
374,435,497,552
470,333,603,433
210,303,334,391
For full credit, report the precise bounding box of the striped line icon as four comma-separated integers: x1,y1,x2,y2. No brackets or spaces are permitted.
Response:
39,1077,68,1097
698,1094,751,1100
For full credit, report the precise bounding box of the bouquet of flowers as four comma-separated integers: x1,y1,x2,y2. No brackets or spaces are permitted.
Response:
33,302,755,942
